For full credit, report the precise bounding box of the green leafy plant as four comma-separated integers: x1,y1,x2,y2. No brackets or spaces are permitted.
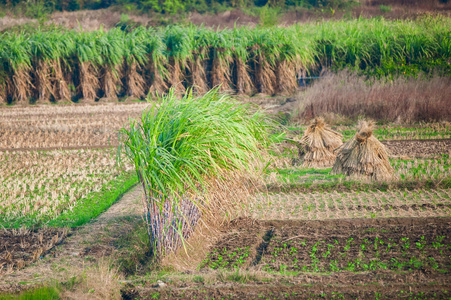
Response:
119,88,270,258
379,5,391,13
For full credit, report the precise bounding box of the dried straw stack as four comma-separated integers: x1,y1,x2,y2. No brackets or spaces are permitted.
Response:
332,120,394,180
298,117,343,168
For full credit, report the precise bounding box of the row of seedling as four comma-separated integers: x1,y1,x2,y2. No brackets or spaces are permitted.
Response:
0,149,127,224
251,188,451,221
261,234,451,273
200,246,251,270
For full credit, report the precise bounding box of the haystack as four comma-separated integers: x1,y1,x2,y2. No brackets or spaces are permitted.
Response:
332,120,394,180
297,117,343,168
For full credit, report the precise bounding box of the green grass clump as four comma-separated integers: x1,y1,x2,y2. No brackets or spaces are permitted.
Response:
379,5,392,13
120,88,269,200
47,172,138,228
119,88,271,257
270,168,344,184
0,286,60,300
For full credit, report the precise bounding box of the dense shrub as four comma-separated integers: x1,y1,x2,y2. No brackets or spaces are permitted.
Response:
119,88,270,257
296,70,451,123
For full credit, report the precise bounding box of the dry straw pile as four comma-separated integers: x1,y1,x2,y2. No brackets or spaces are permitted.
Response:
297,117,343,168
332,120,394,180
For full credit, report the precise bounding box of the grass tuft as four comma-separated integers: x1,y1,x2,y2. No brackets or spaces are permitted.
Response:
119,88,271,258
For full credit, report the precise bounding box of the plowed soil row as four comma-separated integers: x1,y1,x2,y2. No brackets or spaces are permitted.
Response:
136,217,451,299
137,284,450,300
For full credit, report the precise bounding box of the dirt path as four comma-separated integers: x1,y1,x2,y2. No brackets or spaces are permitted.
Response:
0,184,143,293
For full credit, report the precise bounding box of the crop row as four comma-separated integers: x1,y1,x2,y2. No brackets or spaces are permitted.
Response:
287,123,451,144
261,234,451,274
268,156,451,185
393,157,451,178
0,103,146,149
199,221,451,275
0,102,147,118
337,123,451,141
250,188,451,220
1,16,450,104
0,149,134,225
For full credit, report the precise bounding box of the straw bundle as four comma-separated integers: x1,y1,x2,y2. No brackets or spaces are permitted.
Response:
298,117,343,168
332,120,394,180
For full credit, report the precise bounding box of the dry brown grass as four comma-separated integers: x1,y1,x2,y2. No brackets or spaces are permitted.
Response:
0,149,134,221
167,58,186,95
190,55,209,95
79,61,99,102
125,61,146,99
160,169,264,271
1,3,450,33
0,103,148,222
254,52,276,95
101,65,122,100
0,16,37,31
161,222,219,272
234,57,255,95
295,71,451,124
0,103,147,149
50,9,151,31
12,68,33,104
35,60,54,104
366,0,450,10
210,53,233,93
62,259,123,300
275,60,298,95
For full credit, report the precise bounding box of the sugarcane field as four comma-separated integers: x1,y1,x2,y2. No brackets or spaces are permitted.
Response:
1,1,451,299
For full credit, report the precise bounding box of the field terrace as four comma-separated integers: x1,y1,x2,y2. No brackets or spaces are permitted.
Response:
0,103,149,277
1,97,451,299
0,103,149,223
144,119,451,299
1,67,451,300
